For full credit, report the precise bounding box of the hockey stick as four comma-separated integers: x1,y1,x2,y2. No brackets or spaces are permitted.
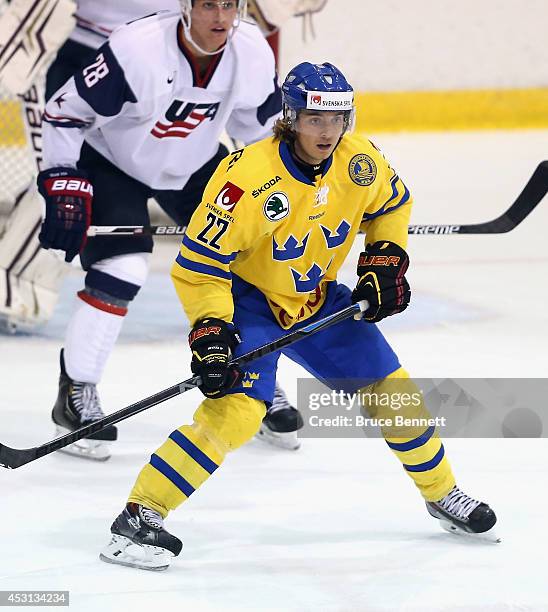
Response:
0,300,368,470
409,160,548,235
87,161,548,238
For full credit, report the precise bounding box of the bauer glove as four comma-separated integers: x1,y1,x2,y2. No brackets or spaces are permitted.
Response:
37,167,93,263
189,318,243,398
351,240,410,322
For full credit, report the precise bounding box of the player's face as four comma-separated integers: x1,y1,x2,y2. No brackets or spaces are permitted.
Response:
190,1,239,54
294,111,346,165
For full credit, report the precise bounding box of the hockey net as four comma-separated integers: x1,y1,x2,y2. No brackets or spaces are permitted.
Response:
0,0,35,214
0,85,34,212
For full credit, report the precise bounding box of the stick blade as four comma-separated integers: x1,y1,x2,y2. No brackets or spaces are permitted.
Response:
506,160,548,225
0,443,36,469
459,160,548,234
408,161,548,236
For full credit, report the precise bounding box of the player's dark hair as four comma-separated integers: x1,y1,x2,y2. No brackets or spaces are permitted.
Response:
272,118,295,144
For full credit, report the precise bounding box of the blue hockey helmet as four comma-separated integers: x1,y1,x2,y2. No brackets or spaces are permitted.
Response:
281,62,355,133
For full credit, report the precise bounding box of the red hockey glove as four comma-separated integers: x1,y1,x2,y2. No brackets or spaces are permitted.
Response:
37,167,93,263
189,318,243,398
351,240,411,322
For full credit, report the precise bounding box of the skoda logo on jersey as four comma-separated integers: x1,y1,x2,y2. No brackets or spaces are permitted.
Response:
349,154,377,186
215,182,245,212
264,192,290,221
252,176,282,198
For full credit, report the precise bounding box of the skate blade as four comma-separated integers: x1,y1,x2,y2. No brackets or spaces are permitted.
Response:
54,425,111,461
255,425,301,450
0,318,17,334
99,534,173,571
438,518,501,543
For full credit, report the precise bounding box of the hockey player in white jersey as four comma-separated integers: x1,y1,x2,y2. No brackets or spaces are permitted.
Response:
37,0,303,460
45,1,181,100
0,1,181,336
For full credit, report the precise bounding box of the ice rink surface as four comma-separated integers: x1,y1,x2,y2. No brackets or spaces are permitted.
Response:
1,130,547,611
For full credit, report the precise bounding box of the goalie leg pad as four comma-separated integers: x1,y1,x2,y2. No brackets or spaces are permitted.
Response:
0,187,68,330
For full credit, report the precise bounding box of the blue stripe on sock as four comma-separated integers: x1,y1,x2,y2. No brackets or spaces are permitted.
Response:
149,453,195,497
169,430,218,475
85,269,140,300
386,425,436,451
403,444,445,473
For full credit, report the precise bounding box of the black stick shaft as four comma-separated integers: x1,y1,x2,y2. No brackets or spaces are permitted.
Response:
87,162,547,238
0,302,366,469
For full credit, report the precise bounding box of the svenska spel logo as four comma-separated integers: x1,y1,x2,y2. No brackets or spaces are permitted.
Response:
214,182,245,211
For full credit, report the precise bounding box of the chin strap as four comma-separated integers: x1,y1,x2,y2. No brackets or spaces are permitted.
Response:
180,13,241,56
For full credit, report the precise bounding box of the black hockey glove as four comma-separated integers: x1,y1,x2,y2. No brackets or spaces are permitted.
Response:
37,167,93,263
189,318,243,399
351,240,411,322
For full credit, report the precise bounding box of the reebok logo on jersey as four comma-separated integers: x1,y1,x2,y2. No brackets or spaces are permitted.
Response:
214,182,245,212
252,176,281,198
151,100,220,139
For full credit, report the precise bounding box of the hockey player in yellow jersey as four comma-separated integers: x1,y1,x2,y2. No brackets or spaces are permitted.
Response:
100,62,498,570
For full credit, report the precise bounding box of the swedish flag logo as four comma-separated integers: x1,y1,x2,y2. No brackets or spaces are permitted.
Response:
242,372,260,388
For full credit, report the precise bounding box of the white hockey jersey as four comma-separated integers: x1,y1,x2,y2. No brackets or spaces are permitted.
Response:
70,0,181,49
42,13,282,191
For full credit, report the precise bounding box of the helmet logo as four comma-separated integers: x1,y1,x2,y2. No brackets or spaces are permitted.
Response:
349,154,377,187
307,91,353,111
264,192,290,221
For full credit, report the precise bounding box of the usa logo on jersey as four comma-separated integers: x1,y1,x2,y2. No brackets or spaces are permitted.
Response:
151,100,220,139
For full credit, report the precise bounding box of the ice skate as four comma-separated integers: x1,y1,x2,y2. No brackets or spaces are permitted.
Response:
52,350,117,461
100,503,182,571
256,383,304,450
427,485,500,543
0,315,17,334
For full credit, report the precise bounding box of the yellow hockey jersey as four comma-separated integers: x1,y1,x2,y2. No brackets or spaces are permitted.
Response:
171,133,413,328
